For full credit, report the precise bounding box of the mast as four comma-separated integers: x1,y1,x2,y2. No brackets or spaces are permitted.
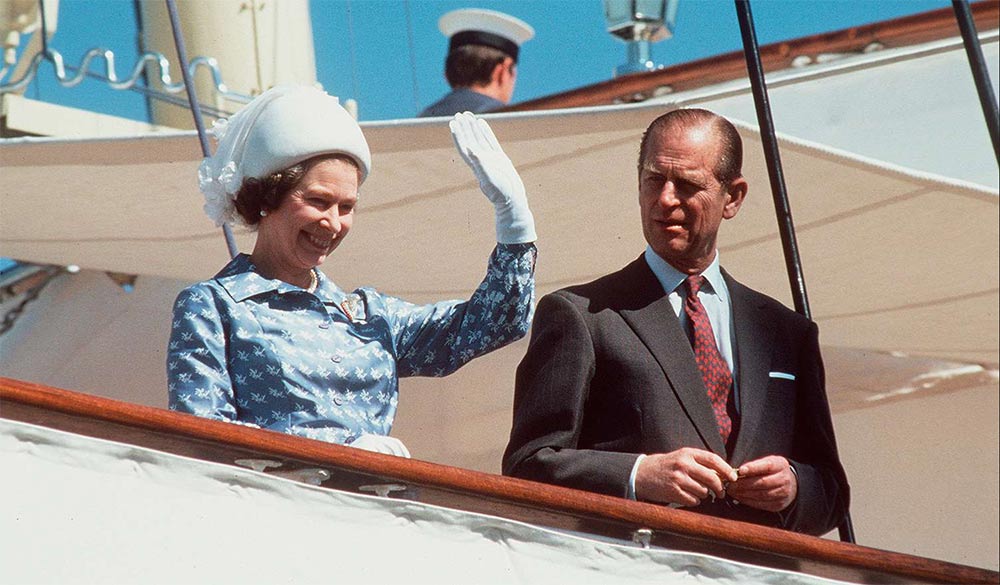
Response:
137,0,317,128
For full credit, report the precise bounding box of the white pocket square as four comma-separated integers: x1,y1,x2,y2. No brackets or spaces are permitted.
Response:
769,371,796,381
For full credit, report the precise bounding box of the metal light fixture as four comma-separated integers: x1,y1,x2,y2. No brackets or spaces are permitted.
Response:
603,0,679,76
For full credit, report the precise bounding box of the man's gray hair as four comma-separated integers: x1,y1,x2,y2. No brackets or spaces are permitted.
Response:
637,108,743,183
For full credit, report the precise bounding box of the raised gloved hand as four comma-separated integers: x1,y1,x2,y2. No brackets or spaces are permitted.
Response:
450,111,537,244
350,433,412,458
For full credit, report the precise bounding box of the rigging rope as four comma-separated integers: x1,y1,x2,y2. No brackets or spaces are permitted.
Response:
248,0,265,95
346,0,360,104
1,0,253,118
165,0,239,259
0,47,253,107
404,0,421,115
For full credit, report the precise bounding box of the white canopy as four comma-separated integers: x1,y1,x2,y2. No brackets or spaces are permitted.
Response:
2,102,996,369
1,418,846,585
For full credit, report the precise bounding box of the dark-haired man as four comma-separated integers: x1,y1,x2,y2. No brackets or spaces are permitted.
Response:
418,9,533,118
503,109,849,535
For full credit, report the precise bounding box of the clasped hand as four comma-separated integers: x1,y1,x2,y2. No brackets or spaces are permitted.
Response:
636,449,796,512
728,455,798,512
449,112,536,244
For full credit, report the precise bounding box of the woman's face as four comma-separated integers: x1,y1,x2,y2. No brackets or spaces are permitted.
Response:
255,156,359,275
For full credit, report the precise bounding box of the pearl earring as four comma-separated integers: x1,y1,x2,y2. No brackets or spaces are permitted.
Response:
260,210,268,217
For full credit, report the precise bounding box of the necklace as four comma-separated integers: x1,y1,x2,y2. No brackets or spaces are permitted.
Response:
306,269,318,293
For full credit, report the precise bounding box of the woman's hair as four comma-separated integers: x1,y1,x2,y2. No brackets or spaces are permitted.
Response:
233,154,361,226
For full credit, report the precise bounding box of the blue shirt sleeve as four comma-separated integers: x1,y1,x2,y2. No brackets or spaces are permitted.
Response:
385,243,536,377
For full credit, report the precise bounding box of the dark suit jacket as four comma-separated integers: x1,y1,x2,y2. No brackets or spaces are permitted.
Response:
502,256,849,535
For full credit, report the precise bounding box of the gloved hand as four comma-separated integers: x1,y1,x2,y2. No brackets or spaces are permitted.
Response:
350,433,412,458
450,111,537,244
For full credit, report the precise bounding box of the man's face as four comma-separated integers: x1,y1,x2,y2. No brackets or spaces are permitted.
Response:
638,123,747,274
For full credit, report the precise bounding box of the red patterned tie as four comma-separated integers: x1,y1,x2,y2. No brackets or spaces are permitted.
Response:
683,275,733,444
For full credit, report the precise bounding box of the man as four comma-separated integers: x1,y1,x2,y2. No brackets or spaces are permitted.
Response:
418,9,533,118
503,109,849,536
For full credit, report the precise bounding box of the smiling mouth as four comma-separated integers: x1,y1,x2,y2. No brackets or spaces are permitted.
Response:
305,232,336,251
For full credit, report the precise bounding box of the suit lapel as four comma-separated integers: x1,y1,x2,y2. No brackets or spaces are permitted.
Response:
617,259,727,456
725,272,775,464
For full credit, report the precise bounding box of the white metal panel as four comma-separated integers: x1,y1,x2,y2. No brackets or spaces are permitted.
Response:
0,418,847,585
663,34,1000,190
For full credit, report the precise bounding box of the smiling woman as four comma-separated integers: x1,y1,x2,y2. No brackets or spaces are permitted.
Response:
167,85,537,456
245,156,360,289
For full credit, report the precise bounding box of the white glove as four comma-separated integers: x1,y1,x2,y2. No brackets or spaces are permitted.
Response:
449,111,537,244
350,433,411,458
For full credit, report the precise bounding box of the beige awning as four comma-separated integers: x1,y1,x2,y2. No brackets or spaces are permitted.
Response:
2,103,996,368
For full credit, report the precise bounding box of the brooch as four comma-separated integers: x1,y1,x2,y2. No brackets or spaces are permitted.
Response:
340,294,365,322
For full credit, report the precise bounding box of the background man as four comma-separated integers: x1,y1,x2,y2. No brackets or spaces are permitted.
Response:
418,9,533,118
503,109,849,535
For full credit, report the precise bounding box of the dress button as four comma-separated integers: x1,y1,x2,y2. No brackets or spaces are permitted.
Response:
330,355,342,363
319,322,330,329
333,396,344,406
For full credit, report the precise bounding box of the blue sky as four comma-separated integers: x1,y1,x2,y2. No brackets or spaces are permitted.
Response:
13,0,956,122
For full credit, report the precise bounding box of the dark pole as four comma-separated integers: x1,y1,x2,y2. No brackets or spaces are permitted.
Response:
951,0,1000,165
733,0,856,544
733,0,810,318
165,0,239,259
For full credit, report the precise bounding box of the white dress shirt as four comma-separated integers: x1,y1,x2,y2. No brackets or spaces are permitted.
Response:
643,246,736,376
628,247,739,499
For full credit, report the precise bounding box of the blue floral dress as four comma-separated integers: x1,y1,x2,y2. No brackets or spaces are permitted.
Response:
167,243,536,445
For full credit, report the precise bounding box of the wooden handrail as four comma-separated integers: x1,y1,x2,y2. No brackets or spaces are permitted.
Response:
1,376,997,584
502,1,1000,113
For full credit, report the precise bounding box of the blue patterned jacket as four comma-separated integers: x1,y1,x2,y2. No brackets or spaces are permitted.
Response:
167,243,535,445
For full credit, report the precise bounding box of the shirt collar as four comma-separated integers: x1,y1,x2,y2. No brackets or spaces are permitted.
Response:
643,246,728,302
215,254,346,303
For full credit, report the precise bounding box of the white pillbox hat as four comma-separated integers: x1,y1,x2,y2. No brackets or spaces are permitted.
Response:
198,85,372,226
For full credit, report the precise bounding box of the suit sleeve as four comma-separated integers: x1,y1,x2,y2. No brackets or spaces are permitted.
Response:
781,321,851,535
502,292,640,497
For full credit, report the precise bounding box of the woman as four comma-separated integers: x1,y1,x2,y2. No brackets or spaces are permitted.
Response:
167,85,536,456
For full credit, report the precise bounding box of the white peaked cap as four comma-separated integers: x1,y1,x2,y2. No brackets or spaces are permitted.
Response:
439,9,534,61
198,84,372,227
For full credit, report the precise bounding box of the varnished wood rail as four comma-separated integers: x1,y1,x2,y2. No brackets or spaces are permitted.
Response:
1,376,996,584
